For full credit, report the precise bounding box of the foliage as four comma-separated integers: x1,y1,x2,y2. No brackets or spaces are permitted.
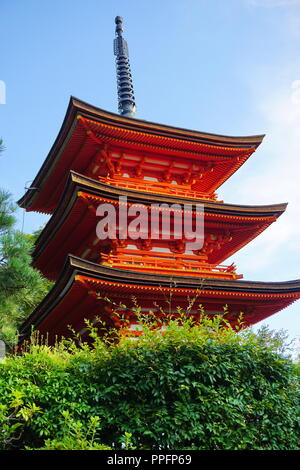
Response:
0,313,299,450
0,389,41,450
0,189,51,346
0,190,16,235
30,411,111,450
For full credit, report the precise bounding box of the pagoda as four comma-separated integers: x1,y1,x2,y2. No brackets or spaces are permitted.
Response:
18,17,300,343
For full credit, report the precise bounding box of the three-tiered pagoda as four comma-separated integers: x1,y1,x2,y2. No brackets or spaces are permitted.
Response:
18,18,300,343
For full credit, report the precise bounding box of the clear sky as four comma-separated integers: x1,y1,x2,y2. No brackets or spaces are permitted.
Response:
0,0,300,350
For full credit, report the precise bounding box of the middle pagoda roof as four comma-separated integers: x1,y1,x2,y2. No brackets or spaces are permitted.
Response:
32,171,287,281
18,96,265,213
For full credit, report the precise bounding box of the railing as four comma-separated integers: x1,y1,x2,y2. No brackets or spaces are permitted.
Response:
98,176,220,202
113,249,208,262
100,253,242,280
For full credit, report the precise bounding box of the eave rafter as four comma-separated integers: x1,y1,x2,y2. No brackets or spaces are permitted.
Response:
80,115,258,156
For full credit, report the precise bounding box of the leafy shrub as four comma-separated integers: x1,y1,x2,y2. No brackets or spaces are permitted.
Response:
0,313,299,450
30,411,111,450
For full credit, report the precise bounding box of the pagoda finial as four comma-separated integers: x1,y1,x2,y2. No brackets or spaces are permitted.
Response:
114,16,136,118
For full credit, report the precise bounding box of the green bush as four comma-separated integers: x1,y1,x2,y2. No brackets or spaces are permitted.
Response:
0,313,299,450
30,411,112,450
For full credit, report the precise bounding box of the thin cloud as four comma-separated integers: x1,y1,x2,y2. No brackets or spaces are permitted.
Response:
247,0,300,6
232,79,300,272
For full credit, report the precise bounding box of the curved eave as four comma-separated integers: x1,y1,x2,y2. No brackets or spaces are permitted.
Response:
33,171,287,257
69,255,300,292
68,171,287,216
32,171,287,270
19,255,300,342
18,96,265,211
71,97,265,145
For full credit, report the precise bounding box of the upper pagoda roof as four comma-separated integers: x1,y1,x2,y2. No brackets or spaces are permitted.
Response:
18,97,265,213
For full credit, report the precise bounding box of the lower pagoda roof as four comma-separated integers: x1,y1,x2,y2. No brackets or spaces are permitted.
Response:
19,255,300,344
32,171,287,280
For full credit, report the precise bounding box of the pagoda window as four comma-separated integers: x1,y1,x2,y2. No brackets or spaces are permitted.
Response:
144,176,158,182
151,247,171,253
127,244,138,250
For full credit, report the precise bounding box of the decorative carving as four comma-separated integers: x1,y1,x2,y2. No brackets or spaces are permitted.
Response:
137,238,152,251
170,239,185,254
201,231,232,255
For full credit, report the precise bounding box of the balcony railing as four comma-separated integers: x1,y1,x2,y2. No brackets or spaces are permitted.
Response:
100,252,242,280
99,176,221,202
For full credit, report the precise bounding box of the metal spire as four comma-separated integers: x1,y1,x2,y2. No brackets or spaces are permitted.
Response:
114,16,136,118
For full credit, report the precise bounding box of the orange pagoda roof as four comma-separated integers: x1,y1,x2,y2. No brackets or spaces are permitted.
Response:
18,256,300,343
18,97,265,214
32,172,287,281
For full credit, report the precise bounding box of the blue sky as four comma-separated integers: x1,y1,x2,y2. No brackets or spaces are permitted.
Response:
1,0,300,350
